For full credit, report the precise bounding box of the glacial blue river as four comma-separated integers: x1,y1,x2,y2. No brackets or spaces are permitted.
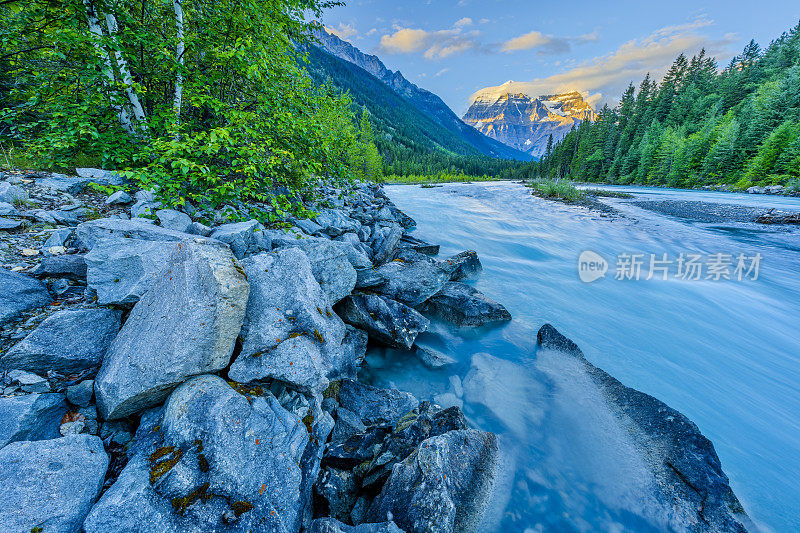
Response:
368,182,800,532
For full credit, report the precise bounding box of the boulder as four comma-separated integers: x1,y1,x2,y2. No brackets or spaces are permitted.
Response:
314,208,361,237
372,225,403,265
156,209,192,233
0,217,21,230
536,324,752,533
94,240,249,419
106,190,133,205
0,201,17,216
415,344,456,369
209,220,270,259
75,167,127,185
36,173,93,194
85,239,184,305
228,249,346,393
309,517,403,533
388,206,416,229
338,379,418,427
75,218,193,250
419,282,511,327
130,189,160,219
336,294,429,350
0,392,66,448
30,253,87,280
0,268,51,327
399,234,439,255
0,181,28,203
372,260,449,307
366,429,498,533
330,406,367,443
275,237,358,304
1,309,121,374
331,326,368,381
186,221,212,236
6,369,51,392
0,435,108,532
84,375,314,532
437,251,482,281
67,379,95,407
44,227,75,248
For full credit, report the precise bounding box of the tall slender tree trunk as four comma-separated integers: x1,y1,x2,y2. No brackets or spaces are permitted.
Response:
172,0,185,123
104,13,148,133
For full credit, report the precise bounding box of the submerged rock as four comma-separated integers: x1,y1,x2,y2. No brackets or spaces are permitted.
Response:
84,375,313,532
420,282,511,327
414,344,457,369
336,294,429,350
0,392,67,448
95,240,248,419
366,429,498,533
0,268,51,327
536,324,752,533
0,435,108,532
228,248,346,392
1,308,121,374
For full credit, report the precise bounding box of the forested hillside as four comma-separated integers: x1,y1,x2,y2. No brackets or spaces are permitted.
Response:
306,45,526,178
529,22,800,190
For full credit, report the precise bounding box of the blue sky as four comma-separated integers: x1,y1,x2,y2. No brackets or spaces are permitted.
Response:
319,0,800,114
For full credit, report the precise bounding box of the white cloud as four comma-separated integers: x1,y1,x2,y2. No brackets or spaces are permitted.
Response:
501,28,600,55
379,25,481,59
325,23,358,42
473,18,736,106
435,68,451,77
454,17,473,28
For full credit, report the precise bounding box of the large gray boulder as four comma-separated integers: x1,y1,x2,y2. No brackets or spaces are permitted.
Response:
85,239,184,305
0,392,66,448
372,260,449,307
30,254,87,280
336,293,429,350
156,209,192,233
437,251,482,281
84,375,313,533
0,268,51,327
419,282,511,327
209,220,270,259
536,324,752,533
338,379,418,427
0,435,108,533
94,240,249,420
372,225,403,265
1,308,121,374
228,249,346,393
366,429,498,533
76,218,193,250
272,235,361,304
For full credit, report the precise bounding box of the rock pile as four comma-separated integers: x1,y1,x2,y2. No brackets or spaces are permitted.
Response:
0,169,508,532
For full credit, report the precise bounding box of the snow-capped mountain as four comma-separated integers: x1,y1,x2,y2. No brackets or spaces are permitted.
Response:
463,84,596,158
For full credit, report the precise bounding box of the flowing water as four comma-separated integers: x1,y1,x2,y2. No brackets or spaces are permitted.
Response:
364,181,800,532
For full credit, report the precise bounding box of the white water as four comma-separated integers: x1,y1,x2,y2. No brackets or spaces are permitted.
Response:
365,182,800,532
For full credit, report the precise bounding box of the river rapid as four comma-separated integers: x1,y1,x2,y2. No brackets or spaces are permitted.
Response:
364,181,800,532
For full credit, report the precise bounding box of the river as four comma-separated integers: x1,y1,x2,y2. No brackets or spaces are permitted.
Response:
365,181,800,532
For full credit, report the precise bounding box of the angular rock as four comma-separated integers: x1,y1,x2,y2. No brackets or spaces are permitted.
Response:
84,375,313,532
0,201,18,216
373,260,449,307
372,224,403,265
336,293,429,350
338,379,418,427
94,240,249,419
330,406,367,443
420,282,511,327
437,250,482,281
331,326,368,381
76,167,127,185
367,429,498,533
85,238,183,305
75,218,193,250
314,208,361,237
536,324,752,533
105,190,133,205
36,173,93,194
293,217,323,235
388,206,416,229
67,379,95,407
0,392,66,448
399,234,439,255
415,344,457,369
0,181,28,203
44,227,75,248
130,189,160,219
309,517,404,533
0,217,21,230
0,435,108,532
0,268,51,327
228,249,345,393
7,369,51,393
209,219,270,259
30,253,87,280
1,308,121,374
186,221,212,237
156,209,192,233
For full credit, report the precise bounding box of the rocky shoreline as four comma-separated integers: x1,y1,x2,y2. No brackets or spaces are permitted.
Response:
0,169,752,532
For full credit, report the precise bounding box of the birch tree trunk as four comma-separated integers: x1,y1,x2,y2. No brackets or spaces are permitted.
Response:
172,0,185,122
81,0,135,135
104,13,148,133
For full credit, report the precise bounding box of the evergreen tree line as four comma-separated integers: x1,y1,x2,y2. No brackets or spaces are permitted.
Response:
526,21,800,190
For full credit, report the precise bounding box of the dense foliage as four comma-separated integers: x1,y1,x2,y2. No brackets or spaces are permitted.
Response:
0,0,381,215
305,46,523,178
528,21,800,190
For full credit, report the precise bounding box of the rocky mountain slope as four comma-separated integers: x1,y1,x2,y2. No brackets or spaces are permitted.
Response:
313,29,530,161
463,85,596,158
